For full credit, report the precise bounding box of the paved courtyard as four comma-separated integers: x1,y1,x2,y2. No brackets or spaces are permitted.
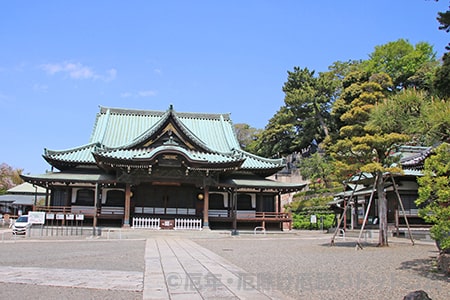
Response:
0,229,448,299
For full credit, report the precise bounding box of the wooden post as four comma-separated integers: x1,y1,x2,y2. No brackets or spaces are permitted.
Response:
356,175,378,249
390,174,414,245
93,183,98,229
275,193,279,213
45,187,50,207
232,190,237,231
203,186,210,229
343,198,347,229
123,183,131,228
395,209,399,237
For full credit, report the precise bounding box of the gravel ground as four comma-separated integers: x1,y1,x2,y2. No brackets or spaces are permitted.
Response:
0,239,145,299
0,230,448,300
194,233,450,300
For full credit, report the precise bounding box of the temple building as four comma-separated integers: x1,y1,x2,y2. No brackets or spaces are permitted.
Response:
22,105,305,230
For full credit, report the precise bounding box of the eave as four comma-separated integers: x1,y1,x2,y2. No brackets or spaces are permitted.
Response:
93,146,245,171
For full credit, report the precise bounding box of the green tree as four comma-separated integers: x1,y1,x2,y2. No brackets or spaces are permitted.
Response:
327,71,409,246
233,123,261,151
434,53,450,98
416,143,450,251
368,89,427,141
297,153,335,189
436,6,450,50
363,39,437,89
249,106,296,157
369,88,449,145
283,67,339,149
254,66,340,158
419,97,450,144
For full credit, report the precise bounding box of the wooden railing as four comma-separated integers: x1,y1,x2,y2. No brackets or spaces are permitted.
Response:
34,206,124,218
208,210,292,221
254,212,292,220
35,206,77,214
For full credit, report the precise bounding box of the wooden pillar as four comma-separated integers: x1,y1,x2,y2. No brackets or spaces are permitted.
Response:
93,183,99,229
275,193,280,213
343,198,347,229
203,186,210,229
395,208,399,237
232,190,237,231
275,192,281,213
123,183,131,227
45,187,50,207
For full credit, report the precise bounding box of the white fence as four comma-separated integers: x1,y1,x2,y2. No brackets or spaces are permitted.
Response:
174,218,202,230
132,217,160,229
134,207,196,215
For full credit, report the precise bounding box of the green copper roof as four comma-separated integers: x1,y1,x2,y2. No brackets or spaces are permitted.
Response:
219,176,306,191
22,172,116,184
90,106,239,152
95,145,244,165
44,143,99,164
43,105,285,173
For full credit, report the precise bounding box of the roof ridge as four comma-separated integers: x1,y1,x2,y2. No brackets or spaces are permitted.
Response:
234,148,285,165
44,142,101,156
99,105,231,120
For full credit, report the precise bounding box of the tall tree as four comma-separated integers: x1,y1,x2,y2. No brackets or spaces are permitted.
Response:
297,152,335,189
368,89,427,143
436,5,450,50
419,97,450,144
364,39,437,90
249,106,296,157
283,67,339,148
416,143,450,251
327,72,409,246
252,66,339,158
233,123,261,151
434,53,450,98
370,87,449,144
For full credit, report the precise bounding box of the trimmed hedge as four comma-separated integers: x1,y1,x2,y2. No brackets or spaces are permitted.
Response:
292,212,335,230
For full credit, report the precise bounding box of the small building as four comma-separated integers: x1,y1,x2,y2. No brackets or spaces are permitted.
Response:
0,182,47,218
22,105,305,230
330,146,433,229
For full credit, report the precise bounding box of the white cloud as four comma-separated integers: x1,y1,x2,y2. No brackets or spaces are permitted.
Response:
120,92,133,98
105,68,117,81
138,90,157,97
40,62,117,82
32,83,48,92
120,90,157,98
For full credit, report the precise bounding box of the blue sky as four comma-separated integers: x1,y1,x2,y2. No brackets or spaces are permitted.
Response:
1,1,448,174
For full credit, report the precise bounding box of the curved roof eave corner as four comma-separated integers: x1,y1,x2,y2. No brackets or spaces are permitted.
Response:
233,148,285,167
43,142,103,157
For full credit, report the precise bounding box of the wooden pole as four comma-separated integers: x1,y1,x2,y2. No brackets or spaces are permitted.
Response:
232,190,237,231
356,174,378,250
389,174,414,245
93,183,98,231
123,183,131,228
203,185,210,229
331,173,363,246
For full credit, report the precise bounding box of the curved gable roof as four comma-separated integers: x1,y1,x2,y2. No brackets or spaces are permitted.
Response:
90,105,240,153
43,105,285,174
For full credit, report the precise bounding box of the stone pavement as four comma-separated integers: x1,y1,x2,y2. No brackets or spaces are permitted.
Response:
0,232,286,299
144,238,284,300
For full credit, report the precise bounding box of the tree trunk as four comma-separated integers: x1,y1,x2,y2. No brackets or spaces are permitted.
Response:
376,171,389,246
313,101,329,137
